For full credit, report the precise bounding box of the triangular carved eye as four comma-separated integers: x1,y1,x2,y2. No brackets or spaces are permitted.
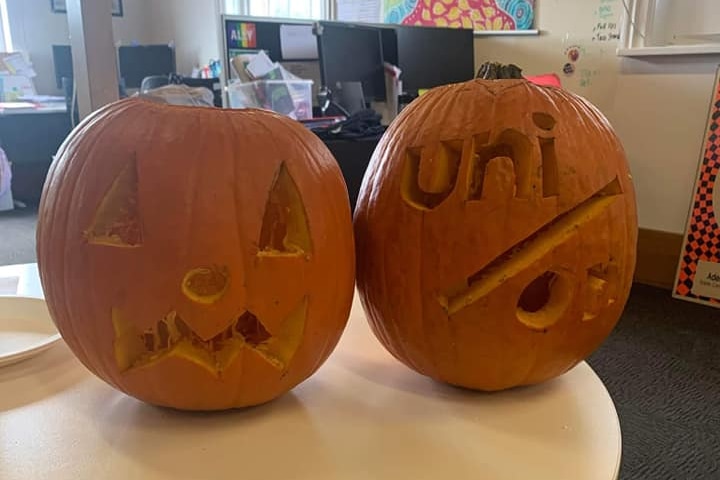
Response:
258,162,312,256
86,158,142,247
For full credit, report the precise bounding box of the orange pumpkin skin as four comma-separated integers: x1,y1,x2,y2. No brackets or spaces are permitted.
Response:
354,79,638,391
37,98,355,410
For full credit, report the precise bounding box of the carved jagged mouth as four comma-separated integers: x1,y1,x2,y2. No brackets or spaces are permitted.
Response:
112,298,307,376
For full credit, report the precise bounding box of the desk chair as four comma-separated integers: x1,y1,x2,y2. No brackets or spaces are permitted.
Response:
335,82,366,115
61,77,80,126
141,75,222,108
140,75,171,93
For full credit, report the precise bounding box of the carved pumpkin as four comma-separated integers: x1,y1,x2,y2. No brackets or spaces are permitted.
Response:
354,75,638,391
37,98,355,410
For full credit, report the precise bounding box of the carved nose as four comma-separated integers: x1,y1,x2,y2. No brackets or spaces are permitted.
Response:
181,266,229,304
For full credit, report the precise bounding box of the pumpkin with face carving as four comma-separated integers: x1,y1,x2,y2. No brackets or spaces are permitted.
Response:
37,98,355,410
354,78,638,391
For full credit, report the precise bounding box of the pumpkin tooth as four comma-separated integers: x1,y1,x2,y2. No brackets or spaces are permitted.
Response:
250,298,307,371
164,311,182,345
175,315,192,338
157,320,170,350
209,327,230,352
235,311,271,346
224,325,234,341
142,330,155,352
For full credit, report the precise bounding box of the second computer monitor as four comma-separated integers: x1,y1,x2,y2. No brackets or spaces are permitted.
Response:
52,45,73,90
316,22,386,102
118,45,177,89
395,25,475,93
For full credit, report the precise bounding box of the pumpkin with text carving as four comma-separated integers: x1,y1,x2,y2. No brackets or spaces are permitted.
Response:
354,76,638,391
37,98,355,410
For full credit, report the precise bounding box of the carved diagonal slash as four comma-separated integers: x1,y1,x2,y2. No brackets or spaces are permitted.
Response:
438,177,624,316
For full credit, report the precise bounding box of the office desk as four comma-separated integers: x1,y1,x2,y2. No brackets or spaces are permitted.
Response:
0,104,378,209
323,136,380,212
0,104,72,203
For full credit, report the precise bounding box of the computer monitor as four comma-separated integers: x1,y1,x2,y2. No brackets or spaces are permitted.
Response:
316,22,385,101
394,25,474,93
118,45,177,89
52,45,73,89
379,27,398,67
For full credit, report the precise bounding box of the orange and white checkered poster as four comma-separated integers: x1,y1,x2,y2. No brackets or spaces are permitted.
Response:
674,67,720,307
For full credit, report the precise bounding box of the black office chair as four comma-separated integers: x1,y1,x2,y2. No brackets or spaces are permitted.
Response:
334,82,367,115
140,75,171,93
61,77,80,126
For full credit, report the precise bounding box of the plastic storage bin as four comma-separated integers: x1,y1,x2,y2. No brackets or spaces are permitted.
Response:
227,80,313,120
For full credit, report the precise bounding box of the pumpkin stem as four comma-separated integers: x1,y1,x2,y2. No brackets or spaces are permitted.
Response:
476,62,524,80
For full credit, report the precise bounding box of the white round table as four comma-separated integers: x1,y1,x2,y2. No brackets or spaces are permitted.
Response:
0,263,621,480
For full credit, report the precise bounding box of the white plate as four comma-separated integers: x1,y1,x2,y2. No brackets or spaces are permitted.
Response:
0,296,62,368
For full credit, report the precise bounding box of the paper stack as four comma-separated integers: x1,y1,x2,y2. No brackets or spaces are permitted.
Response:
0,52,37,102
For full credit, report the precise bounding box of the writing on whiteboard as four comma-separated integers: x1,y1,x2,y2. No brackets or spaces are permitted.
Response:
592,21,620,42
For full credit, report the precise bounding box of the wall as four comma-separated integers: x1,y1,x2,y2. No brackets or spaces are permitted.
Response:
6,0,151,94
7,0,710,234
651,0,720,46
475,0,720,234
145,0,222,76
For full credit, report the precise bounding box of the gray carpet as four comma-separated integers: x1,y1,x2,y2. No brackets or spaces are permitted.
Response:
0,206,38,266
587,285,720,479
1,209,719,479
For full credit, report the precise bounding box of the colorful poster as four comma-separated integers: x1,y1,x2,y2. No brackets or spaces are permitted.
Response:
674,66,720,307
226,21,257,50
383,0,535,31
